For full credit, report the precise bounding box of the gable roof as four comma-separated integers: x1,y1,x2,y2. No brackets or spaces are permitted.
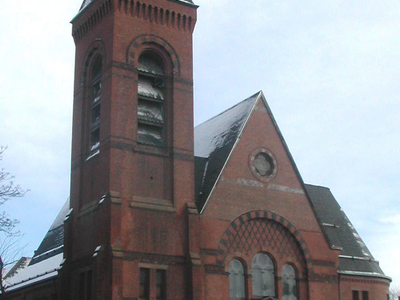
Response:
194,92,388,280
4,199,70,291
29,198,69,265
305,184,388,279
194,92,260,210
194,91,307,214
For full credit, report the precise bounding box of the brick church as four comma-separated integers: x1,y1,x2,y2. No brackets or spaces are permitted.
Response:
3,0,391,299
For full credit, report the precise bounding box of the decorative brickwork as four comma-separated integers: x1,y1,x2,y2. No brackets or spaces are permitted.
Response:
217,210,313,274
117,0,195,32
72,0,113,42
80,40,106,84
113,251,186,265
126,34,181,75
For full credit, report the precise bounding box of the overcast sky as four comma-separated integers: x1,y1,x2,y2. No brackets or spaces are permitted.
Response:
1,0,399,289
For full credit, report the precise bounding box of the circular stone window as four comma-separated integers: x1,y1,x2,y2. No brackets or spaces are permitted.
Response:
249,148,277,181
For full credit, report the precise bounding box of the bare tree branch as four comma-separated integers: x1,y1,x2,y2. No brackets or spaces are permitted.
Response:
0,146,29,295
0,147,28,236
390,286,400,300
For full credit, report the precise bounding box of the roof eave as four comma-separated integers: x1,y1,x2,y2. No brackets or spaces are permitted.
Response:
5,271,58,292
70,0,98,23
338,270,392,282
168,0,199,8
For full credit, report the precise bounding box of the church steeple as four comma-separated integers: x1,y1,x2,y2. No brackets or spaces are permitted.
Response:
60,0,197,299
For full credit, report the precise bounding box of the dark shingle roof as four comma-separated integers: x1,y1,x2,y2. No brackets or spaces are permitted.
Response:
4,200,69,290
194,92,259,210
305,184,387,278
29,198,70,265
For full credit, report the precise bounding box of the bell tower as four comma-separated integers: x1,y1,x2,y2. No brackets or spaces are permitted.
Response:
60,0,198,299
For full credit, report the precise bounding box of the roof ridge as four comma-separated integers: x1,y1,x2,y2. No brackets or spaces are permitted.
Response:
195,91,261,129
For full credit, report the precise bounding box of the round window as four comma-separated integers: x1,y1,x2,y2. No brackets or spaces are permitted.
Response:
249,148,277,181
254,153,274,177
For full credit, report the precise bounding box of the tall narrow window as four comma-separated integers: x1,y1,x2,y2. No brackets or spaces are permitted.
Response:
156,269,166,300
229,259,245,299
79,272,85,300
89,56,102,153
282,264,297,300
137,52,165,146
252,253,275,298
362,291,369,300
139,268,150,300
86,270,92,300
352,291,360,300
78,270,92,300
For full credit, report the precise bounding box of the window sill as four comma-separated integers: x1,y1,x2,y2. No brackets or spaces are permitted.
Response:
86,149,100,161
130,196,176,213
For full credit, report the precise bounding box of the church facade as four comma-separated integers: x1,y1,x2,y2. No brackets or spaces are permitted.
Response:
3,0,391,300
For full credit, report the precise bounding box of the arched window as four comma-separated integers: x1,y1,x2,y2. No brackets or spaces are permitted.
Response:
252,253,275,298
282,264,297,300
229,259,245,299
137,52,165,146
89,55,102,153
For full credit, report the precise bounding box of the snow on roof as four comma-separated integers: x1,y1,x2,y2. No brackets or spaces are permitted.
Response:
4,253,63,291
305,184,386,277
194,92,259,158
193,92,261,211
30,198,69,264
173,0,195,4
79,0,93,11
3,257,31,280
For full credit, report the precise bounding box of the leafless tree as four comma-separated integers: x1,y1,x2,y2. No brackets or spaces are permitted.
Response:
390,286,400,300
0,235,27,292
0,147,28,235
0,146,28,295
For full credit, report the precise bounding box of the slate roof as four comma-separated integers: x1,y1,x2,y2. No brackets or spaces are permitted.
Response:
29,199,69,265
194,92,260,210
305,184,387,278
4,254,63,292
4,199,70,291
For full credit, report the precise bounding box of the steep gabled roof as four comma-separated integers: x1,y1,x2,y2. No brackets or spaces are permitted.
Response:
194,92,260,210
305,184,388,279
4,199,70,291
194,92,388,280
29,198,69,265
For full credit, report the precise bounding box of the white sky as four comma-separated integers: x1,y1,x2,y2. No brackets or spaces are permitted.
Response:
1,0,399,289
